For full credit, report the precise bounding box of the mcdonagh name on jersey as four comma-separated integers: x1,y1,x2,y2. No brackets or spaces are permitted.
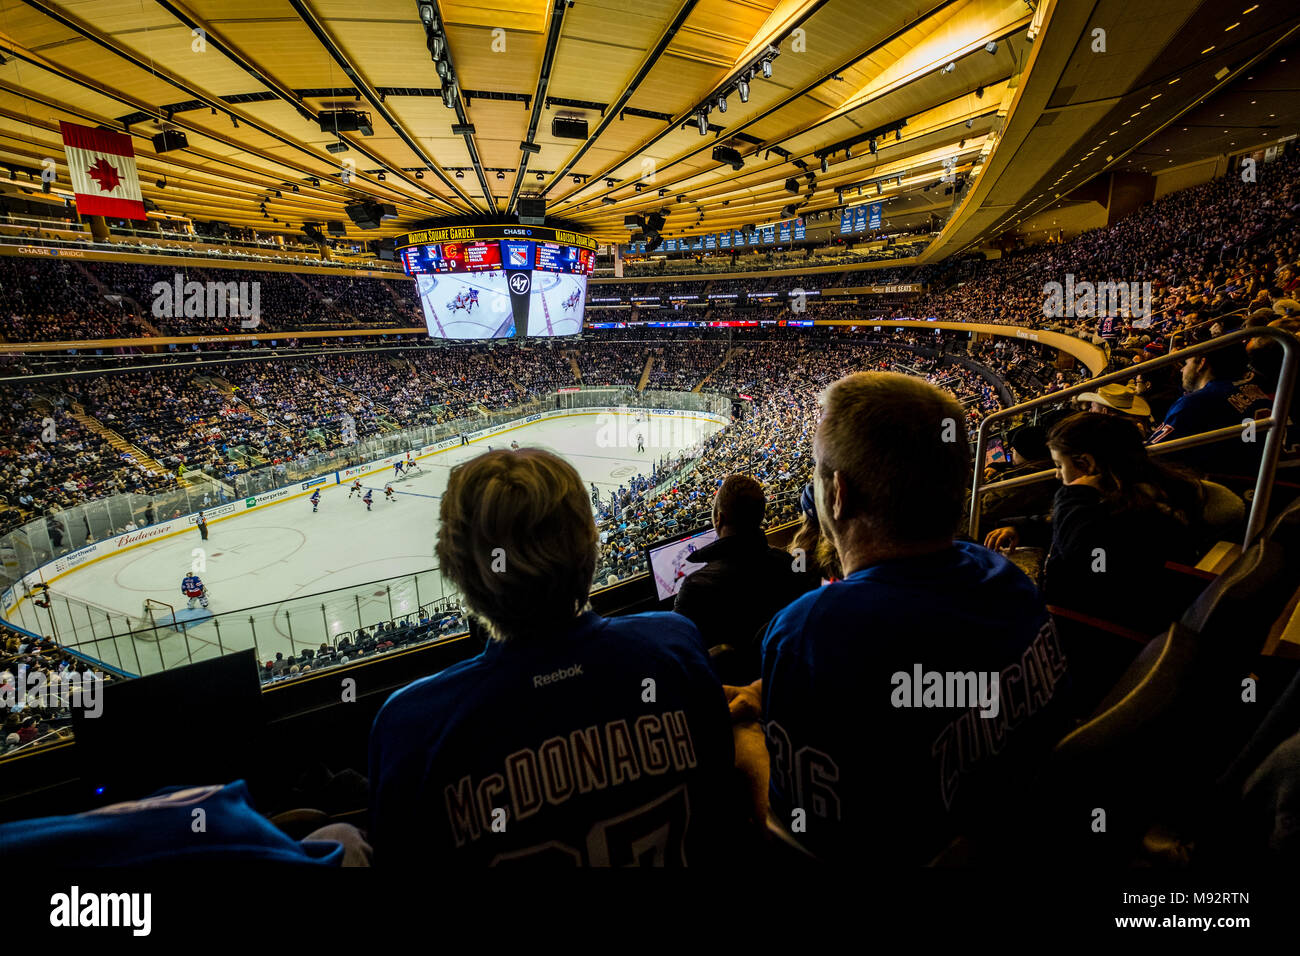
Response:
442,708,698,847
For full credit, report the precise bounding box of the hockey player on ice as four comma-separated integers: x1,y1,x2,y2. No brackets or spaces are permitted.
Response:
636,432,645,454
348,479,363,499
311,489,321,513
384,483,396,503
363,489,374,511
181,572,209,610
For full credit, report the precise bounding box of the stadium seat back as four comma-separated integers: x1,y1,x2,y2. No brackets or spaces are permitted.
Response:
1044,538,1290,860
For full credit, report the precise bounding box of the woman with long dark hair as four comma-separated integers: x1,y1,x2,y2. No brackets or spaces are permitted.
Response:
985,412,1205,634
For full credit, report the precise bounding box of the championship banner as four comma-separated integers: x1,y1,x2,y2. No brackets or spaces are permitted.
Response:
59,122,147,220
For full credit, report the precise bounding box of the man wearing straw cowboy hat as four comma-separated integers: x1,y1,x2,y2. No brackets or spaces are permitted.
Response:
1073,383,1152,435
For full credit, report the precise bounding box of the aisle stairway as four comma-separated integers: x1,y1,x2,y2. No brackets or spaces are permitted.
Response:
694,346,740,393
637,354,655,391
68,404,172,480
71,262,158,336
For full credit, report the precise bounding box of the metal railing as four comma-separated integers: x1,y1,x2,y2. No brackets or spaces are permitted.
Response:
16,567,464,678
968,326,1298,546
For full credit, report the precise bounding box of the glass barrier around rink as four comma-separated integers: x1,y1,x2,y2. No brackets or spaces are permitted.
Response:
0,483,239,595
9,566,466,678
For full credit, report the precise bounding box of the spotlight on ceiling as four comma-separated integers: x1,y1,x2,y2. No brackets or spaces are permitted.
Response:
418,2,435,26
537,172,544,181
375,173,385,182
895,129,902,141
454,169,463,179
985,40,998,54
712,145,744,171
737,75,750,102
876,182,883,195
975,86,984,99
292,183,300,192
697,110,709,136
966,117,974,128
717,94,727,113
820,156,828,174
869,139,877,154
605,178,616,187
761,57,772,79
943,61,956,73
496,171,505,180
441,82,457,108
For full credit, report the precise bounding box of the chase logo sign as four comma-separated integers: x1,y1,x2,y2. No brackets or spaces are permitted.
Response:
509,273,531,295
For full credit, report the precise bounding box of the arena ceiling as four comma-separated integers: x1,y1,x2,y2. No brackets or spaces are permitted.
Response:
0,0,1296,251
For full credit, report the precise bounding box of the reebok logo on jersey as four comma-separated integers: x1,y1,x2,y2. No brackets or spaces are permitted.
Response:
533,664,583,688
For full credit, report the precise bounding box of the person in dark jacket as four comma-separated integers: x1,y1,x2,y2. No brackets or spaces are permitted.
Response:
673,474,817,683
985,412,1204,706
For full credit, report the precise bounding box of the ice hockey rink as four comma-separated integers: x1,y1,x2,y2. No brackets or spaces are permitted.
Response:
11,412,725,676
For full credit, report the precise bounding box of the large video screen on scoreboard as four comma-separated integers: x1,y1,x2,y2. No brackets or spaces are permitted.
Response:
396,226,596,339
405,241,515,340
528,242,593,337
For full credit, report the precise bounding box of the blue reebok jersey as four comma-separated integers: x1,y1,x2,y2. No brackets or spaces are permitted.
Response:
760,542,1070,864
0,781,342,866
181,575,202,592
368,611,734,867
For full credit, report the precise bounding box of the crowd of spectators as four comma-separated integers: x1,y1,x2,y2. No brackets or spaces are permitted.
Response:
0,259,145,342
0,387,175,534
258,607,466,686
1,624,114,756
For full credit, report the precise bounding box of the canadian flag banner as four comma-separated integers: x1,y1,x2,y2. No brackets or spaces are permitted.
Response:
59,121,147,220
